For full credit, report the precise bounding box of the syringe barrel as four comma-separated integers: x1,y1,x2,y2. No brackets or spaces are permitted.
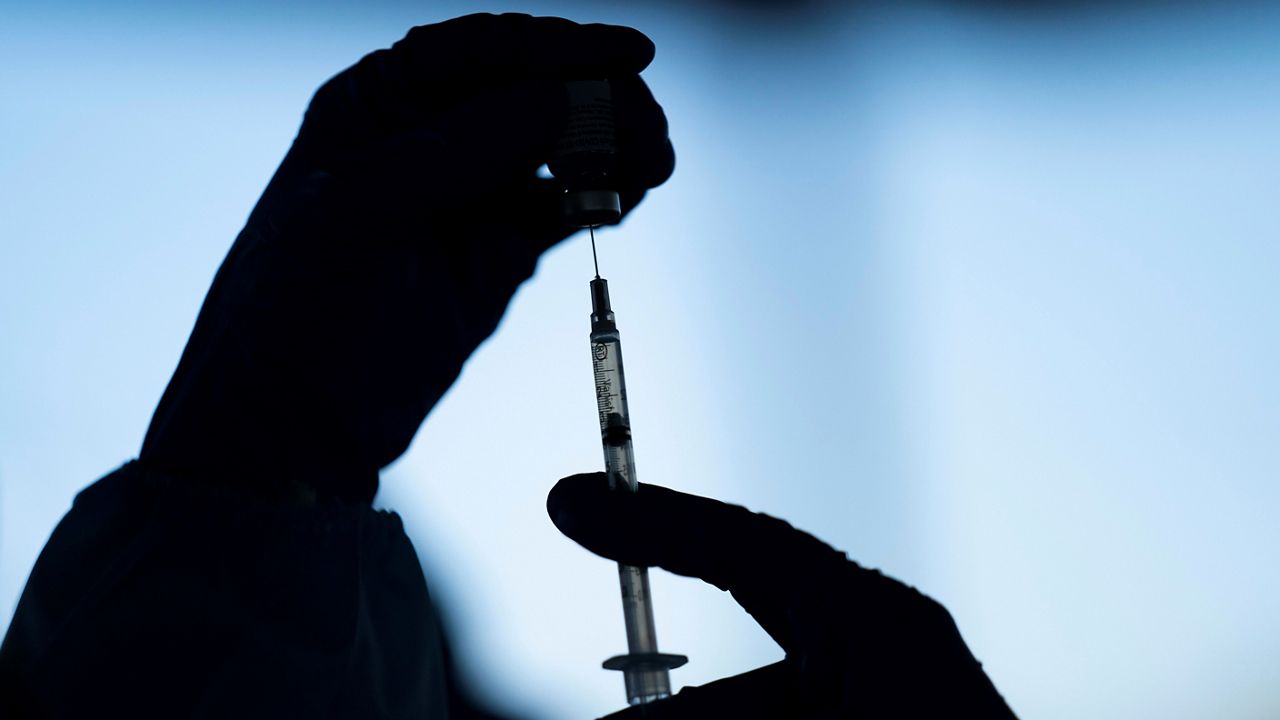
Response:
616,566,671,704
589,277,677,705
590,333,636,493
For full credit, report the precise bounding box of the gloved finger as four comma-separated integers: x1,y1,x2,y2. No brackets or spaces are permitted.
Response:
306,14,654,136
597,662,796,720
618,188,650,223
433,176,654,301
332,77,660,254
611,74,675,191
547,472,848,599
331,77,569,214
414,74,668,224
395,13,656,85
547,473,854,648
430,177,574,296
423,177,651,298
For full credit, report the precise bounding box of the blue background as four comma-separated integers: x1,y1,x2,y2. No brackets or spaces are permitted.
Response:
2,1,1278,717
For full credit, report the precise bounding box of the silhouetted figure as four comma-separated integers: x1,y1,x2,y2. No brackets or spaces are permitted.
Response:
0,14,1014,718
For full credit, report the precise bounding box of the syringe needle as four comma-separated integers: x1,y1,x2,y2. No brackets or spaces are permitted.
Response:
590,225,601,279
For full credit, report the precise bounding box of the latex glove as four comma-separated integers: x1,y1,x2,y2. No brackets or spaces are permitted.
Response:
141,14,673,502
548,473,1018,719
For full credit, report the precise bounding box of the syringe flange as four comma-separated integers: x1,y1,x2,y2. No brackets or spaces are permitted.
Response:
604,652,689,706
602,652,689,672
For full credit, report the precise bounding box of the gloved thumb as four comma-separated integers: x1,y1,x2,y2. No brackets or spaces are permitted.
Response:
547,472,847,595
547,472,851,652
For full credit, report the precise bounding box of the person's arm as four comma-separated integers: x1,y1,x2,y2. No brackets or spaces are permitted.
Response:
139,14,674,503
2,16,672,719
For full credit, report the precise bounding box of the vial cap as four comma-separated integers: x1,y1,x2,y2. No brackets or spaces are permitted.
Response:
564,189,622,227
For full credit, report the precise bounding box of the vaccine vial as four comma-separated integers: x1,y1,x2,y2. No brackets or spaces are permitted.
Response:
549,79,622,228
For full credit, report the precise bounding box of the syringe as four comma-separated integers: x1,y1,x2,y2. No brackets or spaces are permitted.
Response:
587,229,687,706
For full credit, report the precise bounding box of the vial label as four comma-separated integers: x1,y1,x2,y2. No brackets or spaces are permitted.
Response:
555,80,617,157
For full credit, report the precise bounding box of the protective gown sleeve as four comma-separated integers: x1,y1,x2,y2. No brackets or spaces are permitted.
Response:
0,461,509,719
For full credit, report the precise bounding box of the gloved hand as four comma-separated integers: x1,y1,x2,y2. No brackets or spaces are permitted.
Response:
548,474,1018,719
141,14,673,502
